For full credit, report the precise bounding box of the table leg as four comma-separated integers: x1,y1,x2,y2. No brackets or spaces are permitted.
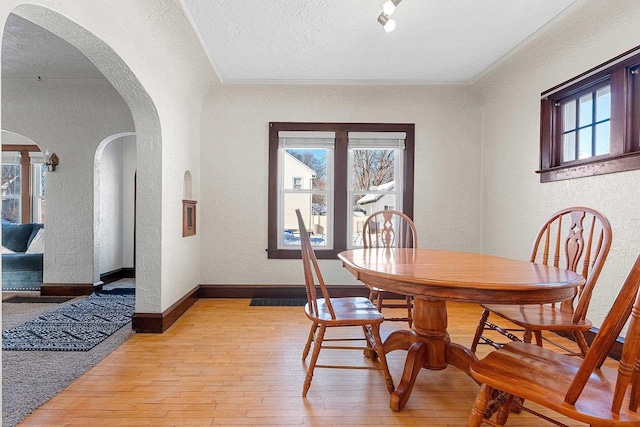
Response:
388,298,477,411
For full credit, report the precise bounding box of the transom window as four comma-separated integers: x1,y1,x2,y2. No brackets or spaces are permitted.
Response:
268,122,415,259
539,46,640,182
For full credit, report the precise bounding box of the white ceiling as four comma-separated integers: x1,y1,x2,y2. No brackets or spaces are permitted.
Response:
181,0,578,84
1,1,578,84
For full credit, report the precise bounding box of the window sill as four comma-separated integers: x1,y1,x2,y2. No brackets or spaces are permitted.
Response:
537,152,640,182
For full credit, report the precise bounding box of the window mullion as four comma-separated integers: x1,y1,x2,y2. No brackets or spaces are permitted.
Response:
333,130,348,251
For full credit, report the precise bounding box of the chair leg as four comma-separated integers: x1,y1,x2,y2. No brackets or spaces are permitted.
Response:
375,292,383,312
533,330,543,347
495,393,514,425
406,295,413,328
468,383,492,427
303,324,326,397
370,323,395,393
470,308,491,352
362,325,378,361
574,330,589,356
302,322,318,361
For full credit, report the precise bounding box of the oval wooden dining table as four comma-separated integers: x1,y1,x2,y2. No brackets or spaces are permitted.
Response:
338,248,586,412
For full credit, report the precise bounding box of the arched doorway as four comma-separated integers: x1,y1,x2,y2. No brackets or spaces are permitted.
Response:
2,5,162,312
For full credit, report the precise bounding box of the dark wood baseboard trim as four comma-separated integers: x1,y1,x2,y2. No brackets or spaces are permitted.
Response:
132,285,200,333
197,284,373,299
132,284,407,334
554,329,623,361
100,268,135,284
41,282,99,296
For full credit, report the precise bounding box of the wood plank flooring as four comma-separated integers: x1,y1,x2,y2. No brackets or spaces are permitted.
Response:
20,299,599,426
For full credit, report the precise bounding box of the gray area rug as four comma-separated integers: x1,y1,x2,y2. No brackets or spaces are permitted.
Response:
3,292,134,351
2,291,135,426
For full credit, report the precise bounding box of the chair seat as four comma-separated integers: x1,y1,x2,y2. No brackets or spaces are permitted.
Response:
471,342,640,425
305,297,384,324
483,303,592,331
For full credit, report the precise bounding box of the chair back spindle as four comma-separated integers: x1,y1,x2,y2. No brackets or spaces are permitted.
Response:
529,207,611,319
296,209,335,320
362,210,417,249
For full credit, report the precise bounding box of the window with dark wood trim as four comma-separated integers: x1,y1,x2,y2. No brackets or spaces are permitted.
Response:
539,46,640,182
1,145,42,223
268,122,415,259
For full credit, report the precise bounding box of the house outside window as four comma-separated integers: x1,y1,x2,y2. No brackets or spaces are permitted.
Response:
268,122,414,259
539,46,640,182
2,152,22,223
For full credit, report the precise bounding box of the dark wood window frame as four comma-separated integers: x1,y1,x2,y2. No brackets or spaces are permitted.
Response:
268,122,415,259
539,46,640,183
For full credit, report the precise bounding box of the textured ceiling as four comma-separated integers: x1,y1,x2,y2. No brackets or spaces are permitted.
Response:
181,0,578,84
1,1,578,84
2,13,104,80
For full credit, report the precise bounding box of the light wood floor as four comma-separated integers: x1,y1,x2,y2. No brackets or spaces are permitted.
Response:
20,299,599,426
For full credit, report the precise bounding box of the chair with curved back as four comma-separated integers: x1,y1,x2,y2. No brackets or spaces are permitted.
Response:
296,209,395,397
467,254,640,426
470,206,612,357
361,209,417,327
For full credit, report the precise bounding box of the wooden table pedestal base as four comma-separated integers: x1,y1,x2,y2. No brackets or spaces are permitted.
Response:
383,298,478,411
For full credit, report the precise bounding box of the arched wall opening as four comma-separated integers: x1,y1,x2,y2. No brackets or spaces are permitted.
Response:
94,132,136,285
2,5,163,312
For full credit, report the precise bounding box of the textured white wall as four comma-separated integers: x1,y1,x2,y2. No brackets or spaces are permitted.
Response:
97,135,136,274
122,135,136,269
2,79,134,283
476,0,640,327
201,85,482,285
1,0,214,312
99,136,125,274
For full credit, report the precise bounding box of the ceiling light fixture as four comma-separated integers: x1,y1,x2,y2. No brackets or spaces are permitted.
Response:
378,0,402,33
382,0,402,16
377,14,396,33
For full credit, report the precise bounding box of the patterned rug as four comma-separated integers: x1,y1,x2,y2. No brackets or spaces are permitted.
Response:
2,291,135,351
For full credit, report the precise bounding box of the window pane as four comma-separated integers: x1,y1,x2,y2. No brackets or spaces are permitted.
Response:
2,154,21,223
351,149,395,190
31,162,46,223
283,193,327,246
563,100,576,132
595,85,611,122
284,149,326,190
578,127,593,159
563,132,576,162
595,121,610,156
579,94,593,127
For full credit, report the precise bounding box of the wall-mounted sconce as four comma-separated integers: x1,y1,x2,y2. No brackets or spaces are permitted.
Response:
44,151,59,172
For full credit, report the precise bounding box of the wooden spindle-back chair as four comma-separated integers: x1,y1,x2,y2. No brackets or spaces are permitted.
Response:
468,254,640,426
296,209,395,397
470,207,612,357
361,209,417,327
